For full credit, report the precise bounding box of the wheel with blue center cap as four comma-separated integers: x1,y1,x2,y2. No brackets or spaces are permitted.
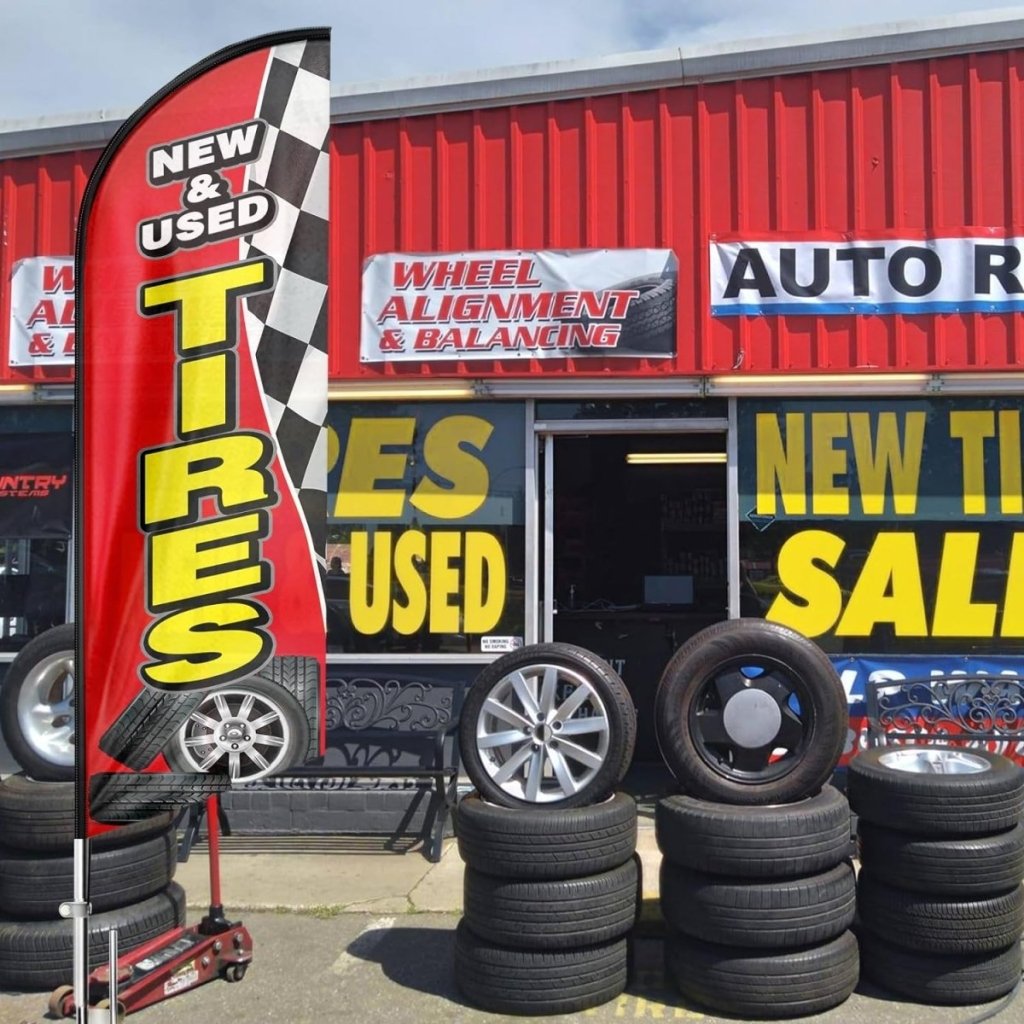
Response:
654,619,847,804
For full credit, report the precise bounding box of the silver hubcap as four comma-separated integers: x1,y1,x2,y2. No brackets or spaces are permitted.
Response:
176,689,290,782
722,688,783,748
16,651,75,767
878,748,992,775
475,663,610,803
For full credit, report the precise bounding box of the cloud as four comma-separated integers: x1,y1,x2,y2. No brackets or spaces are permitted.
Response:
0,0,1018,122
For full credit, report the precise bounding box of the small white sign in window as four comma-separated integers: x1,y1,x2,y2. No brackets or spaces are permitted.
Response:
481,636,524,654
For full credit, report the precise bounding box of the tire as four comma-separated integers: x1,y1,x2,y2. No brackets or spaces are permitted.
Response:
456,792,636,879
0,882,185,992
660,860,856,949
99,686,204,771
0,828,176,917
454,919,628,1015
857,871,1024,954
0,624,75,781
463,856,639,949
162,676,311,783
260,656,320,762
613,274,676,355
0,774,173,852
459,643,636,809
90,773,231,823
858,822,1024,896
664,930,859,1019
654,619,847,805
859,932,1023,1006
848,747,1024,836
655,785,850,876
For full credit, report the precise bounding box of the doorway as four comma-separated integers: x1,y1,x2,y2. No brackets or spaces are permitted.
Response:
545,432,729,760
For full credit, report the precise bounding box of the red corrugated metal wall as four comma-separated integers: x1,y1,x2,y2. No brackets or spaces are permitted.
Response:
0,149,95,383
331,48,1024,379
5,48,1024,383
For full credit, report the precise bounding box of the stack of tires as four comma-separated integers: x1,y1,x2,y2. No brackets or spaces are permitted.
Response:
851,747,1024,1006
0,774,186,994
453,643,639,1016
653,620,859,1018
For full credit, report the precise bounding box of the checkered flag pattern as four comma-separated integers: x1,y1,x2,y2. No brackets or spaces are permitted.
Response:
241,38,330,567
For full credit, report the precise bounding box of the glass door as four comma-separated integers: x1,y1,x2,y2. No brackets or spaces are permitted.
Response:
541,430,729,761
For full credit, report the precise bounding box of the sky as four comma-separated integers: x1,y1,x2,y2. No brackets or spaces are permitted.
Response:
1,1,1023,123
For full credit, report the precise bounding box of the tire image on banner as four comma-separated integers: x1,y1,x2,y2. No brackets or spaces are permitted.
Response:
76,30,330,836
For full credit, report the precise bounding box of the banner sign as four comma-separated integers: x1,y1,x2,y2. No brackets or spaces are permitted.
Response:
360,249,677,361
831,654,1024,768
327,402,526,654
77,30,330,837
711,232,1024,316
8,257,75,366
0,434,72,537
738,398,1024,648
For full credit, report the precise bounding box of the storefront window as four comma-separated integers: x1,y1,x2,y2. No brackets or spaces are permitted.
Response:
738,397,1024,656
0,423,73,651
0,538,69,650
327,401,526,655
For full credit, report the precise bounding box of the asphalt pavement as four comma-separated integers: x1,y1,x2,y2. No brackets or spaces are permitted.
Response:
1,907,1020,1024
1,817,1022,1024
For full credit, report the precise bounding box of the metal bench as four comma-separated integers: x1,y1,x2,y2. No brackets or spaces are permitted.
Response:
318,669,467,862
176,669,468,863
865,673,1024,759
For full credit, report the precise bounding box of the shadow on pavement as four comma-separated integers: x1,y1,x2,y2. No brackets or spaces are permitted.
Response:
346,923,464,1003
344,922,714,1018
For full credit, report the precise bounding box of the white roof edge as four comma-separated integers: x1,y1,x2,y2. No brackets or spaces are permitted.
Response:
2,8,1024,157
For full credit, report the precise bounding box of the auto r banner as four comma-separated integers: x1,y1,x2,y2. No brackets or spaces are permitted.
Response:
76,30,330,838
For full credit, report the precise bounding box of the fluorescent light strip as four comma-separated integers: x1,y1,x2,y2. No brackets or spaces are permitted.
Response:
626,452,727,465
328,384,480,400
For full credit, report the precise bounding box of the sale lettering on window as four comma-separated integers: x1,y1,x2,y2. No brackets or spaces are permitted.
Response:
738,399,1024,654
326,402,526,655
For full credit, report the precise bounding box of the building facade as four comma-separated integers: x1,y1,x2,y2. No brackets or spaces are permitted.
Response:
2,11,1023,812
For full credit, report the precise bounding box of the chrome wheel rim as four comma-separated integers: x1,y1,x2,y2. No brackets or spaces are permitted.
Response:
878,748,992,775
175,688,291,782
475,663,610,803
16,650,75,767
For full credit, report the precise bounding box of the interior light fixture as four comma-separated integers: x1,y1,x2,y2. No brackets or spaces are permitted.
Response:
626,452,727,465
0,383,34,393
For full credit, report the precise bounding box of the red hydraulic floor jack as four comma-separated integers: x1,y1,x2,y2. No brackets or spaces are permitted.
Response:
49,795,253,1019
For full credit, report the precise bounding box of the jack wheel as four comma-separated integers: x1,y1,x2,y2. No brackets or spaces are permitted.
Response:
224,963,248,983
97,997,127,1022
47,984,73,1018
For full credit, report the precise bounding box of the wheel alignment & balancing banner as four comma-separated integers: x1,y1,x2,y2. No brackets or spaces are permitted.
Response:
75,29,330,838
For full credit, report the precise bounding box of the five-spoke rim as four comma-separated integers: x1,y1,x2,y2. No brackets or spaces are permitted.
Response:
687,656,813,783
175,688,291,782
475,663,611,803
16,650,75,766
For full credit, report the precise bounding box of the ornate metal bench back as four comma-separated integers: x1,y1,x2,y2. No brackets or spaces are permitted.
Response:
326,674,462,771
866,674,1024,749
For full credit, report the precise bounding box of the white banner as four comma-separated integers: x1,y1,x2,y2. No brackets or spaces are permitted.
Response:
361,249,677,361
710,235,1024,316
8,256,75,366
